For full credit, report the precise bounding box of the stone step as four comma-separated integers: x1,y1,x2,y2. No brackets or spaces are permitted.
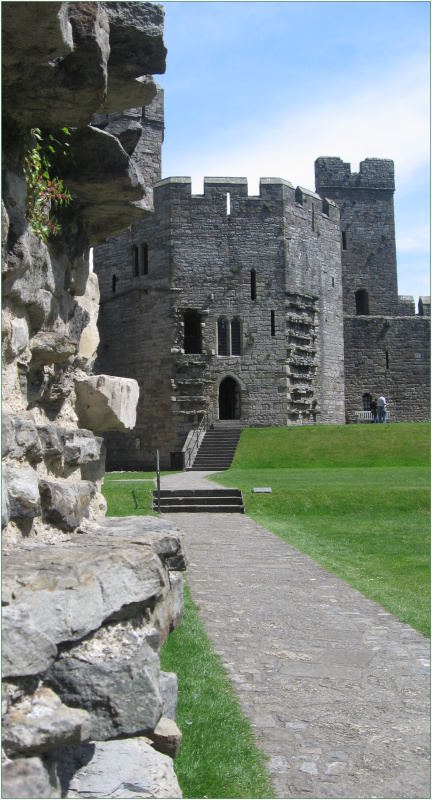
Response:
160,505,244,513
187,426,242,471
159,489,241,497
153,489,244,514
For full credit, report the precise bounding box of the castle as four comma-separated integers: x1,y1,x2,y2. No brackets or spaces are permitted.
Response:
94,89,430,470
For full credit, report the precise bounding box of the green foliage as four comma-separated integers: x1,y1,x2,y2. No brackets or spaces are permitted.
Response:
24,127,72,242
214,423,430,636
161,585,274,799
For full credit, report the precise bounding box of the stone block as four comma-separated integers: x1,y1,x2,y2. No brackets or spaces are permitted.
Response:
75,374,139,433
65,738,182,798
47,639,162,740
2,756,54,799
2,604,57,678
5,463,40,520
2,686,91,757
2,414,42,462
7,316,29,356
160,671,178,720
39,479,95,530
149,716,182,758
2,538,167,678
2,471,10,527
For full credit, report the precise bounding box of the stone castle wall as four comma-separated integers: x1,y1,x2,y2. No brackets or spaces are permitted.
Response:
344,315,430,422
95,174,346,467
315,158,399,316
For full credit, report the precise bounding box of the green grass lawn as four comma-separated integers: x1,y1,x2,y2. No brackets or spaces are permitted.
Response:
102,472,156,516
214,423,430,636
102,470,175,516
161,585,274,799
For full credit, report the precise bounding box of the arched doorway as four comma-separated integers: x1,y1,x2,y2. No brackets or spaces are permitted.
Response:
219,377,241,420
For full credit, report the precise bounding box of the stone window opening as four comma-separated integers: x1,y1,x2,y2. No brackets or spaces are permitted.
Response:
250,269,257,301
217,317,229,356
133,243,149,277
141,243,149,275
386,350,389,369
112,274,117,292
184,310,202,354
355,289,369,315
231,318,242,355
218,317,242,356
311,205,315,231
342,231,347,250
226,192,231,216
362,393,372,411
271,310,276,336
332,277,335,288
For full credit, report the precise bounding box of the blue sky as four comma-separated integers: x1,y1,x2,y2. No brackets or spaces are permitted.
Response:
157,1,430,303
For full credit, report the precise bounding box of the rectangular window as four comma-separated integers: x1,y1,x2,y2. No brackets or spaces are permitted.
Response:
271,310,276,336
250,270,257,301
226,192,231,216
218,319,229,355
141,244,149,275
342,231,347,251
386,350,389,369
231,319,241,355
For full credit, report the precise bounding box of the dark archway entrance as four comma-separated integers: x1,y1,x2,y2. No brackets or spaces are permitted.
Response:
219,377,241,420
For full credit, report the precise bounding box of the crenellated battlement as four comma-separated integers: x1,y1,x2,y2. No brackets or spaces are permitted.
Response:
315,157,395,191
154,175,338,218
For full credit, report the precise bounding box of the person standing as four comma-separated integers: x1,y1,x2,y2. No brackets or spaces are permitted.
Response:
377,395,387,423
370,397,377,423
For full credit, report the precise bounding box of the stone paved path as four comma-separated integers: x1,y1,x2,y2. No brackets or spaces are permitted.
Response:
160,471,430,799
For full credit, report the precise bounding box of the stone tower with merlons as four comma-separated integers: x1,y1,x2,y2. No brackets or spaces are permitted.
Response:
93,92,430,470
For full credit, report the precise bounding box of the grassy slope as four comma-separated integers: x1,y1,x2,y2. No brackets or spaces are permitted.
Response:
214,423,430,636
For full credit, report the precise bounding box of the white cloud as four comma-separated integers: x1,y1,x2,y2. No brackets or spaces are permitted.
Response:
396,225,430,255
164,54,429,196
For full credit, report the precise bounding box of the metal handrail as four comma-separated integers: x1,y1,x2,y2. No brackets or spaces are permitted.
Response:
183,411,208,469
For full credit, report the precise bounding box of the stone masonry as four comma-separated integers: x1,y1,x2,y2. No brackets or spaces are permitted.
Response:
94,70,430,472
315,157,430,423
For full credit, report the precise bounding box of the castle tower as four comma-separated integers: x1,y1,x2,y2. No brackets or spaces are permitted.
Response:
314,157,398,316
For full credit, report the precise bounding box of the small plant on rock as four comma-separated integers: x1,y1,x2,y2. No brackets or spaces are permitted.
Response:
24,127,72,242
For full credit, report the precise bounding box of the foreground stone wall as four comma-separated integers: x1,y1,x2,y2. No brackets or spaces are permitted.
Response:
2,3,185,796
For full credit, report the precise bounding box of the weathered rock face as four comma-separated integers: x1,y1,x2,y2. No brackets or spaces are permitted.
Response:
2,3,185,798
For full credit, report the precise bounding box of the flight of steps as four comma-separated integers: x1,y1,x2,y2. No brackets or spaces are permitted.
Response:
152,488,244,513
189,423,242,471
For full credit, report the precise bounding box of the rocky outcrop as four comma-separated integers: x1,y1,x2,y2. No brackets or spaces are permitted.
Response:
2,3,185,798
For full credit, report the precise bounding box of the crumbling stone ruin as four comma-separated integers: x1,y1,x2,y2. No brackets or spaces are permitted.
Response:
93,91,430,470
2,3,185,797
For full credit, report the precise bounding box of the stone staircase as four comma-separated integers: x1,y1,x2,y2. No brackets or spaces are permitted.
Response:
153,488,244,514
189,423,242,471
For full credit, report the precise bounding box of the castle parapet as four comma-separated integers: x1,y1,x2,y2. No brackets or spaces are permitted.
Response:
315,157,395,191
153,175,339,221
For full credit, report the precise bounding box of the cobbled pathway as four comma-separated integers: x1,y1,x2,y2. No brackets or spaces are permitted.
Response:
160,470,430,799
